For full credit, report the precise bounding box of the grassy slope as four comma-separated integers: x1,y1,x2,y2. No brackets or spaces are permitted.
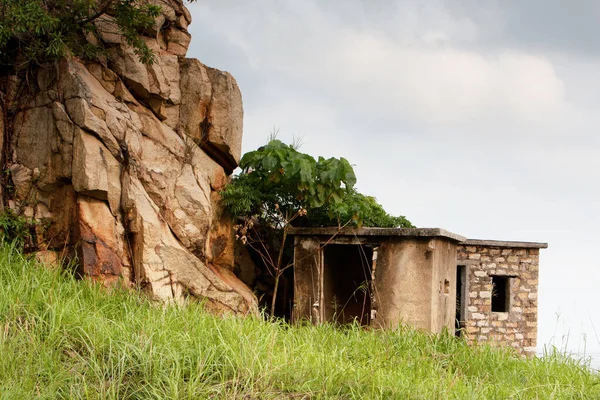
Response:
0,244,598,399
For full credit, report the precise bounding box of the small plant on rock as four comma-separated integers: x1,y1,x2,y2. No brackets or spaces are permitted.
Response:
0,208,37,250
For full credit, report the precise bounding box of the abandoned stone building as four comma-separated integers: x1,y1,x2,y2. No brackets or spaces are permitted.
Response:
289,227,547,356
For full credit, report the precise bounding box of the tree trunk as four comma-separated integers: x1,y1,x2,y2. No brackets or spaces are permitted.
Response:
270,224,289,317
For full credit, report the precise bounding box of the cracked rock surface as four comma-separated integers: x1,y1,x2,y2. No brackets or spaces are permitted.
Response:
1,0,257,314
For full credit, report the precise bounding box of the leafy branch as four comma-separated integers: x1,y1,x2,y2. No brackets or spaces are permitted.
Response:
0,0,197,70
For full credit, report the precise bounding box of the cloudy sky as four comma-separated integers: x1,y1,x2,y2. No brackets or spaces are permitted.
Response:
187,0,600,356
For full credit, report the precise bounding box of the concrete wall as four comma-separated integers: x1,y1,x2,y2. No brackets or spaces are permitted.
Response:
457,241,544,356
372,238,456,332
431,238,458,333
373,239,434,330
292,236,321,323
291,228,463,334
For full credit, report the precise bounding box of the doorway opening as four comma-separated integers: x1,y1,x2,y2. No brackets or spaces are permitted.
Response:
322,244,373,325
455,264,467,336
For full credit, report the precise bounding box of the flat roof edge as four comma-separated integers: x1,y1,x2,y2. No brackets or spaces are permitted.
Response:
461,239,548,249
288,227,467,242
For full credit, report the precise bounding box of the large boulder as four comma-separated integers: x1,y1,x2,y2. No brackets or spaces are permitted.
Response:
0,0,257,314
178,59,243,174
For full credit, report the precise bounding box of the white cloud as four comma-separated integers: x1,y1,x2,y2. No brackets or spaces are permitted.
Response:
322,34,568,126
190,0,571,134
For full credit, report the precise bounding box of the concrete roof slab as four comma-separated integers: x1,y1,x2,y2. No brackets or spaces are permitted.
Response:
288,227,467,242
460,239,548,249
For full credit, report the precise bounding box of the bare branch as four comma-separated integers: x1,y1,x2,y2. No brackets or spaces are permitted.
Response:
77,0,115,25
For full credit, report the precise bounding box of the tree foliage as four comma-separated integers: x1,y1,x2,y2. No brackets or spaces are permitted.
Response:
0,0,176,71
221,139,413,229
306,189,413,228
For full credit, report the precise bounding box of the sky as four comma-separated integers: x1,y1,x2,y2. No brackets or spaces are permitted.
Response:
186,0,600,357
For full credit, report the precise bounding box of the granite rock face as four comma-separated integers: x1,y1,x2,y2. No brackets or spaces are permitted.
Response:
0,0,257,314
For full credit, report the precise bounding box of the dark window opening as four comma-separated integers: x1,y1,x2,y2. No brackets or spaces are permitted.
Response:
322,244,373,325
491,275,510,312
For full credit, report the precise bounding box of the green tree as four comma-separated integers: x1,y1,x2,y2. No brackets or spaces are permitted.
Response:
0,0,193,71
0,0,192,204
221,140,413,316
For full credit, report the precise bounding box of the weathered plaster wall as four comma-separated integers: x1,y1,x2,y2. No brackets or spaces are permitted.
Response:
374,239,434,330
457,242,542,356
291,228,464,333
374,238,457,331
292,236,321,323
431,238,458,333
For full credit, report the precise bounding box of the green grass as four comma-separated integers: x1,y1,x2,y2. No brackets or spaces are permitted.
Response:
0,243,598,399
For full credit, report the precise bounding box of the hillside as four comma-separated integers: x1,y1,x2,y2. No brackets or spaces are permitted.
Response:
0,244,598,399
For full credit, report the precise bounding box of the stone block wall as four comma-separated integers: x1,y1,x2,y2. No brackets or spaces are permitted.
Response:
456,240,546,356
